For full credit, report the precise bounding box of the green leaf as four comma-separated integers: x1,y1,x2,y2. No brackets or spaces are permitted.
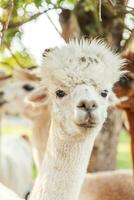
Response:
34,0,42,7
4,29,19,46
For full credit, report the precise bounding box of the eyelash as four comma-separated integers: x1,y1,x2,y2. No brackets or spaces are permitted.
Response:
56,90,66,98
100,90,108,98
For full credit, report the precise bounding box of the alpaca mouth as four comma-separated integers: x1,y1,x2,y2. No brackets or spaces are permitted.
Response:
77,122,97,128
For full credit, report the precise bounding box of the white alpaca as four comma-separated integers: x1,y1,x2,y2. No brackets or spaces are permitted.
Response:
0,68,45,170
0,69,38,197
28,39,124,200
0,70,34,197
0,134,33,197
0,40,131,200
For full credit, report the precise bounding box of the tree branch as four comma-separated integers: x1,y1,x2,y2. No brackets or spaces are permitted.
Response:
98,0,102,21
46,13,63,38
124,9,134,15
124,25,133,32
8,7,60,29
98,0,117,22
1,0,14,46
108,0,116,6
126,5,134,10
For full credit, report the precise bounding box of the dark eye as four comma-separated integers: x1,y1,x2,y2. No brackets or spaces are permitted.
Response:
22,84,35,92
119,77,128,84
56,90,66,98
119,76,133,87
101,90,108,98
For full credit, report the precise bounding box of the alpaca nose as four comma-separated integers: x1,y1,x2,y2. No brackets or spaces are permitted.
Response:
77,99,98,112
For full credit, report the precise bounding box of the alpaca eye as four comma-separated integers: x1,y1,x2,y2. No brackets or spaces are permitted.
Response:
119,76,133,87
22,84,35,92
56,90,66,98
101,90,108,98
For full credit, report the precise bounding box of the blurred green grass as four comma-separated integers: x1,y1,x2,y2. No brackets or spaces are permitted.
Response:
117,129,132,169
1,116,132,169
1,116,32,135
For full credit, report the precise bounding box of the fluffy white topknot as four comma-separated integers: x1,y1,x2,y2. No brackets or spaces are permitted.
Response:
40,39,125,90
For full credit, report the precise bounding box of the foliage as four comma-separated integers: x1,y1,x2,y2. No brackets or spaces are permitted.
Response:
0,0,75,72
0,0,133,72
60,0,133,49
0,50,36,73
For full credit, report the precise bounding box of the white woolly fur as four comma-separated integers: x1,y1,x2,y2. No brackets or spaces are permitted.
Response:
41,39,125,90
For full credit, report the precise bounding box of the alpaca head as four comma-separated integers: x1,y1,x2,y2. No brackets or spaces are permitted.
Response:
114,51,134,99
0,68,40,115
0,82,37,115
28,39,125,137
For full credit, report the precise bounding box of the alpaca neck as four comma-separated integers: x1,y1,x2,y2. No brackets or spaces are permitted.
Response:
32,109,51,169
126,110,134,169
30,119,101,200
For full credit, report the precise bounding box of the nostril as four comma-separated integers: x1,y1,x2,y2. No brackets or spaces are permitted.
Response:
0,91,4,96
77,100,98,111
77,101,86,110
91,102,98,109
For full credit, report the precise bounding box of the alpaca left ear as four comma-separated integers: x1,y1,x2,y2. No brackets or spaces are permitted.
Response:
42,47,56,57
25,86,49,108
14,68,40,81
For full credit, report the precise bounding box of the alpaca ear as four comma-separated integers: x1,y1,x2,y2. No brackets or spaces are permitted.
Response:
25,86,49,108
42,47,56,57
21,134,31,144
0,69,12,81
108,92,119,107
14,68,40,81
108,92,128,107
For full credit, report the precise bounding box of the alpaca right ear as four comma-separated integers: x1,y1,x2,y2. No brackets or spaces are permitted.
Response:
0,69,12,81
108,92,128,107
25,86,49,108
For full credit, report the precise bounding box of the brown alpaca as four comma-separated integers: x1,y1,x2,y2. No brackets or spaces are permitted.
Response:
114,51,134,168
